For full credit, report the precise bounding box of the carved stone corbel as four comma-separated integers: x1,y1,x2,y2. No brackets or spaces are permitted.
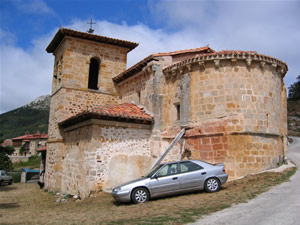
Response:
198,61,205,69
214,60,220,68
179,68,184,75
171,70,177,78
279,68,286,74
230,58,237,66
246,58,252,67
186,64,192,72
260,61,265,68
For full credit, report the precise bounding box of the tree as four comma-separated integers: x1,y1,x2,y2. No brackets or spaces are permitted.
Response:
0,146,14,171
288,75,300,100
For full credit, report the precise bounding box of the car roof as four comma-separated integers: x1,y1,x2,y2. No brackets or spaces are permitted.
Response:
162,159,213,167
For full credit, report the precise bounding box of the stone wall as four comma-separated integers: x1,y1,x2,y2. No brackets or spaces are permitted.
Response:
116,53,288,180
45,88,120,192
184,124,284,178
162,55,287,179
59,119,152,198
52,37,128,95
48,87,120,139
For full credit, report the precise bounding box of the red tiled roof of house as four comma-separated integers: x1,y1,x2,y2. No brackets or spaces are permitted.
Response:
59,103,153,128
1,139,12,147
46,27,138,53
113,46,214,83
12,132,48,141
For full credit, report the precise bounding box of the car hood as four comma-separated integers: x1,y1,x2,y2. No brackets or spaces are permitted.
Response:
114,177,149,189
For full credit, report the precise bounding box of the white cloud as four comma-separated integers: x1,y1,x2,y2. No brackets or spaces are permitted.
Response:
0,30,53,114
14,0,55,15
68,19,205,67
1,0,299,113
149,0,300,87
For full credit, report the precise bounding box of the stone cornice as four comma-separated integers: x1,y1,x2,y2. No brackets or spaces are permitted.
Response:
163,50,288,78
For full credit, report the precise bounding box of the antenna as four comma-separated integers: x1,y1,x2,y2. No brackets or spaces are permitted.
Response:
87,19,96,34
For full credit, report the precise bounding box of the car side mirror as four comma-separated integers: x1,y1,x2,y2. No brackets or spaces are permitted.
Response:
151,174,158,179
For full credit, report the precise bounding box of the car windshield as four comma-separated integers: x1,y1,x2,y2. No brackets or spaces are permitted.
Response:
145,164,164,178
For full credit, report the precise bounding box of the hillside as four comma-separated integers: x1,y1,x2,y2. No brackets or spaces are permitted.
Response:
0,95,50,141
287,100,300,137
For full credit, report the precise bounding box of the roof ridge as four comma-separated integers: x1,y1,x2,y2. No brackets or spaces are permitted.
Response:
163,49,288,73
152,46,215,57
46,27,138,53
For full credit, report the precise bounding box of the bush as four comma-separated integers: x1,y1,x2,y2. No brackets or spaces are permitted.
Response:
10,171,22,183
0,146,14,170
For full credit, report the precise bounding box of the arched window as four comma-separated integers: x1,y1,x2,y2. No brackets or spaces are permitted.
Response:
88,57,100,90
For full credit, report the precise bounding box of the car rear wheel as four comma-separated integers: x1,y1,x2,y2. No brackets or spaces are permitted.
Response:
132,188,149,204
0,180,3,186
204,177,220,193
8,180,13,185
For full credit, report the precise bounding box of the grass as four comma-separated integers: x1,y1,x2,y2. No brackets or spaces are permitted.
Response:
13,155,41,170
0,167,296,225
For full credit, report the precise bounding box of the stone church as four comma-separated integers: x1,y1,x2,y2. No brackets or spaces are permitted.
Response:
45,27,288,198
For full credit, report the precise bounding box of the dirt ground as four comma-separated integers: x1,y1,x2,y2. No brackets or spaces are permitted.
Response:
0,168,296,225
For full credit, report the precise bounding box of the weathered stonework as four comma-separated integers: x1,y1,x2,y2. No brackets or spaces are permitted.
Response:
117,51,288,179
45,28,137,193
59,119,152,198
45,28,288,198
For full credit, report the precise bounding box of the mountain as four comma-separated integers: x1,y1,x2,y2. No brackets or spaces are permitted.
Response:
0,95,50,142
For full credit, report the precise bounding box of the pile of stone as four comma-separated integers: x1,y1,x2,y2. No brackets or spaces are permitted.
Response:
55,193,81,203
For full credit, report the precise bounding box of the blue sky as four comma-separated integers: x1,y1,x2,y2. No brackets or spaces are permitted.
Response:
0,0,300,114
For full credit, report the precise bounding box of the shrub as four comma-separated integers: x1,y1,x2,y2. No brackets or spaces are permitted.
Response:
11,171,22,182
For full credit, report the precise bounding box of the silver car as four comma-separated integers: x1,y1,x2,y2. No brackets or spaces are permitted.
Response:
0,170,13,186
112,160,228,203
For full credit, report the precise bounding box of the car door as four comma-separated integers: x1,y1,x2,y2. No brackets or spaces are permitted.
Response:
149,163,180,196
178,161,205,191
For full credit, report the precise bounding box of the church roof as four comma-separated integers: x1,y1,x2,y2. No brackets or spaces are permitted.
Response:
163,50,288,74
113,46,214,83
46,28,138,53
59,103,153,128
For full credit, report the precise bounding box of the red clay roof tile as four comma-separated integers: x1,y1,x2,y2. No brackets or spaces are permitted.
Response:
59,103,153,128
163,50,288,72
46,27,138,53
12,133,48,141
113,46,214,83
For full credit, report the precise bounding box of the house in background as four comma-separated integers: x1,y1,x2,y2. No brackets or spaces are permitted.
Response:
7,131,48,163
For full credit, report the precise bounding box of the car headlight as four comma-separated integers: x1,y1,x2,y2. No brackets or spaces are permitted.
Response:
113,187,121,192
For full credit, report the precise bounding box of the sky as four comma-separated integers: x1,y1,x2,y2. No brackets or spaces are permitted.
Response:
0,0,299,114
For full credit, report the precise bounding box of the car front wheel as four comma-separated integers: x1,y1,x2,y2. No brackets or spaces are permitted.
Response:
132,188,149,203
204,177,220,193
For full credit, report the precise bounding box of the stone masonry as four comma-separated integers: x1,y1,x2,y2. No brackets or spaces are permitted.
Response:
45,28,288,198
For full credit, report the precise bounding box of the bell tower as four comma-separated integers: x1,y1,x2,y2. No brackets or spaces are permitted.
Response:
45,27,138,191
